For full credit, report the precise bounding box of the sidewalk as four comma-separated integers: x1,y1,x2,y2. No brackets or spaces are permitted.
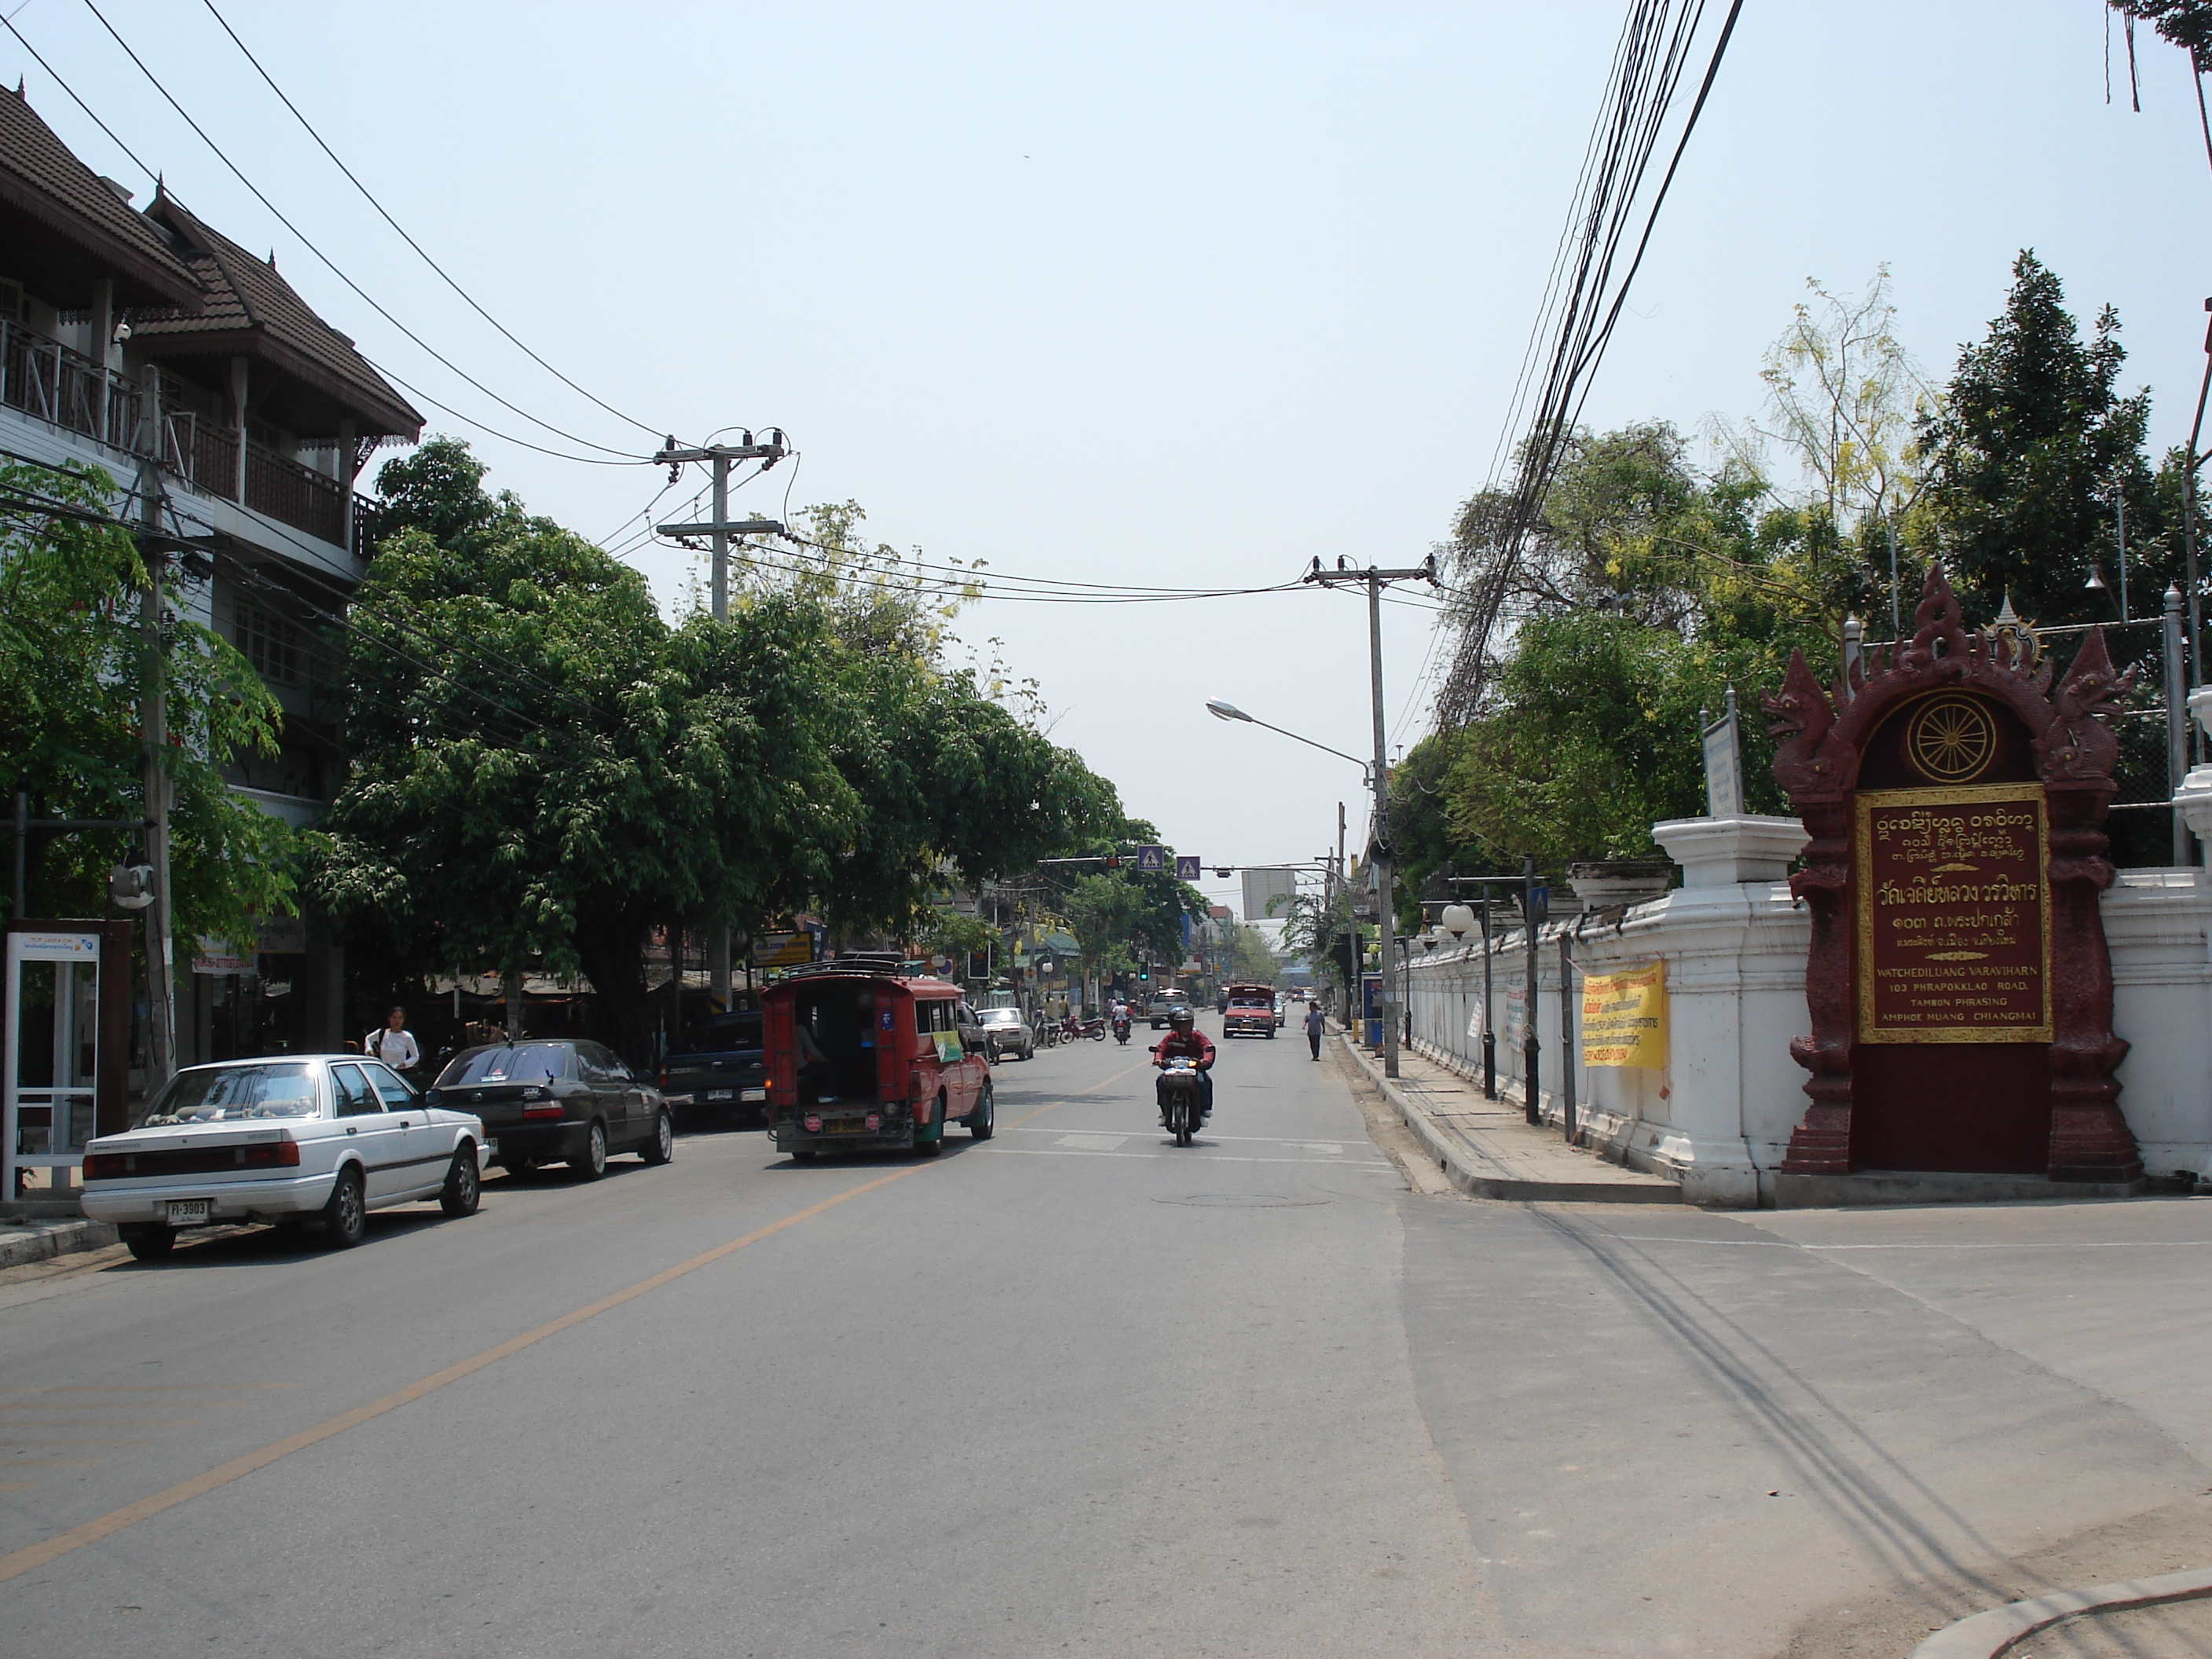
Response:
1335,1029,1683,1204
0,1215,117,1271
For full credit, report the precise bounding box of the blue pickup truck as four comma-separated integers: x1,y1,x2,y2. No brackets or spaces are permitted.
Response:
659,1011,767,1123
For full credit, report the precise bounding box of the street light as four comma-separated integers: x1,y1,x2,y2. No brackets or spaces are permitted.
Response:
1205,699,1374,788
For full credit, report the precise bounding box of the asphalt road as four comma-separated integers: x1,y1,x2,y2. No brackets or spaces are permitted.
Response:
2,1019,2210,1658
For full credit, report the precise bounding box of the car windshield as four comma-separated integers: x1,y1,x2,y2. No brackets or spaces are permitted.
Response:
1229,995,1269,1007
978,1009,1021,1026
134,1063,319,1128
438,1044,572,1086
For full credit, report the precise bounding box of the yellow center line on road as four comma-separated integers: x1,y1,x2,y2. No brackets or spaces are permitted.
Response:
0,1163,930,1584
0,1061,1152,1581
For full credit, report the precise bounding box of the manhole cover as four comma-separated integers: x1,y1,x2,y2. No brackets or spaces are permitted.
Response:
1155,1193,1328,1208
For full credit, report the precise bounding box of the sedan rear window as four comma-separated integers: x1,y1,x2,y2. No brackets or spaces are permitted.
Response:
134,1064,319,1129
438,1044,573,1086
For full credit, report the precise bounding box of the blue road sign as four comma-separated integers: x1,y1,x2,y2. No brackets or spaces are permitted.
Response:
1174,855,1201,881
1136,844,1165,872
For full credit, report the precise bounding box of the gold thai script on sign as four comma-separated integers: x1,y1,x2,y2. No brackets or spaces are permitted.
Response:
1855,782,2051,1044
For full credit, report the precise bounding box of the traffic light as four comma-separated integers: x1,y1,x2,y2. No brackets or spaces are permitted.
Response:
1139,963,1150,981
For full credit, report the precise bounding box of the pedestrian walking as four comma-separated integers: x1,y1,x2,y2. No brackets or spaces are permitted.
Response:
365,1006,420,1074
1304,1002,1326,1060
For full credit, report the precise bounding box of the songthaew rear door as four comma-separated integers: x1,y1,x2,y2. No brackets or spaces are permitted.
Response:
874,984,906,1103
764,994,797,1111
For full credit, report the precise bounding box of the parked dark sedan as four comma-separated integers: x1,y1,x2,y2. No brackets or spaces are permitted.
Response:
427,1040,673,1179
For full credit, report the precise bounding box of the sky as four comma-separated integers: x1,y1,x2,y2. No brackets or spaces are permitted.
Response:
7,2,2210,922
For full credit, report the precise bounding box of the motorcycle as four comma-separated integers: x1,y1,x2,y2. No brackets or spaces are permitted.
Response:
1156,1056,1206,1147
1075,1015,1108,1042
1111,1013,1131,1046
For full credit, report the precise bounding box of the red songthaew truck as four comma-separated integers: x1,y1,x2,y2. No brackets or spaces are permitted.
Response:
762,956,995,1160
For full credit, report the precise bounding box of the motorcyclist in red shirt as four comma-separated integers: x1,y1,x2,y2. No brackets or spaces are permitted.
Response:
1152,1007,1215,1123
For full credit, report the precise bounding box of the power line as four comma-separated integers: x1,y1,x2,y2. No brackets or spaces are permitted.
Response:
196,0,666,444
75,0,661,463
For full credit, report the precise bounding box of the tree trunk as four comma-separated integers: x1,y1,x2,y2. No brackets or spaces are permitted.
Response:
575,911,654,1071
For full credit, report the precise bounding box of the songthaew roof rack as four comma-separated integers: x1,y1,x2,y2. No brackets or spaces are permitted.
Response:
782,952,908,980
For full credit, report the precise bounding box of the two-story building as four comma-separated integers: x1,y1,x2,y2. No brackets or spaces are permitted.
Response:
2,81,421,1066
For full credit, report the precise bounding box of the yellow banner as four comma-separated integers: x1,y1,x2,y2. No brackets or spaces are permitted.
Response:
1580,961,1667,1070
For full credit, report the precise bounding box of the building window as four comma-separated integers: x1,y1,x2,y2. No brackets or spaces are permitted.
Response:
234,602,305,686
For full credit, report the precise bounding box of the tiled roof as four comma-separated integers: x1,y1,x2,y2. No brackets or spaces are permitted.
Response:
0,83,204,307
135,194,421,440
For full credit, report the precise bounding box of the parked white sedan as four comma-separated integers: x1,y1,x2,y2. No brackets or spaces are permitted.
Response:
82,1056,490,1260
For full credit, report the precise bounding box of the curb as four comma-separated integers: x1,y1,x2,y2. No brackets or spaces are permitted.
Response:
1335,1035,1683,1205
0,1218,119,1271
1912,1566,2212,1658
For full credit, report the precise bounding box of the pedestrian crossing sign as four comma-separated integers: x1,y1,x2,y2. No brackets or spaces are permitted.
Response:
1174,855,1201,880
1136,845,1165,872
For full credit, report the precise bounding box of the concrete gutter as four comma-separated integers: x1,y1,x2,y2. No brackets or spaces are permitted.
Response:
1912,1566,2212,1658
1335,1033,1683,1205
0,1218,118,1271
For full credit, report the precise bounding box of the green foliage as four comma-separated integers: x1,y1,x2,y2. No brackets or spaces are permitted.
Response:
0,459,297,942
1915,251,2170,627
1412,612,1792,876
319,440,1122,1057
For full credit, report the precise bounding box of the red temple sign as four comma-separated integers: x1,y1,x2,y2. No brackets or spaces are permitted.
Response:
1855,783,2051,1043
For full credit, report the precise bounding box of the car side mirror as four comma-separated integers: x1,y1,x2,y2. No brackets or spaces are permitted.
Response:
423,1088,442,1108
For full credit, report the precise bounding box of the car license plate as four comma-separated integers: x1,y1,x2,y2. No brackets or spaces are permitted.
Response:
825,1119,866,1134
485,1137,498,1155
705,1089,734,1101
741,1087,766,1102
166,1199,211,1225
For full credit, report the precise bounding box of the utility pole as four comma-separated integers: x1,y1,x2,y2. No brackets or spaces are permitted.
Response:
654,431,788,1009
136,460,176,1088
1304,557,1438,1079
1339,801,1354,1027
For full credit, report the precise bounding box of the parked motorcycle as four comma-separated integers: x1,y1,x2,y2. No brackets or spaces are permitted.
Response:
1157,1057,1205,1147
1075,1015,1108,1042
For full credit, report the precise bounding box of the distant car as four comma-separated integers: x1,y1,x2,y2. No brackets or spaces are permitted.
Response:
82,1056,489,1260
431,1040,672,1180
976,1005,1036,1061
1274,995,1287,1028
661,1010,767,1122
1145,992,1183,1029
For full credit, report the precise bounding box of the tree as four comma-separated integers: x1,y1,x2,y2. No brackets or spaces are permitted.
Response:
0,457,296,942
1915,251,2170,628
319,441,1126,1059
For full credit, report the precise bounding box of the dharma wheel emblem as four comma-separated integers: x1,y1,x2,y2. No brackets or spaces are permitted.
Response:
1906,695,1997,782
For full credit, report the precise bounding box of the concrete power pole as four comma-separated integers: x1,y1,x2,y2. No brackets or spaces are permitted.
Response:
137,460,176,1088
655,432,787,1008
1303,558,1439,1079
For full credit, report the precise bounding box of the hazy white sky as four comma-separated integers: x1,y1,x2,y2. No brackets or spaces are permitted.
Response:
9,2,2208,917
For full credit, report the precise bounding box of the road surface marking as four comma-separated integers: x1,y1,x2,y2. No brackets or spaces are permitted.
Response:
996,1148,1393,1170
1003,1127,1370,1148
1055,1133,1129,1151
0,1064,1157,1581
1003,1063,1148,1129
0,1165,928,1584
0,1438,156,1447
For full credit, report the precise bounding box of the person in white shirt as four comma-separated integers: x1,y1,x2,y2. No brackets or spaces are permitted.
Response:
365,1007,420,1072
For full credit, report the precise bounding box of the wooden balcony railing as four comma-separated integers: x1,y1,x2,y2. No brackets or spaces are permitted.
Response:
244,441,345,545
0,316,144,450
158,408,239,502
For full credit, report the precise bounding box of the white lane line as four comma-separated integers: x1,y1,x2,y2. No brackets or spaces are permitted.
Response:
1597,1235,2212,1252
994,1148,1393,1170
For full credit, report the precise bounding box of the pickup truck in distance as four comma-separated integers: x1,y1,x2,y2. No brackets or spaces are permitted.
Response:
661,1011,767,1123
